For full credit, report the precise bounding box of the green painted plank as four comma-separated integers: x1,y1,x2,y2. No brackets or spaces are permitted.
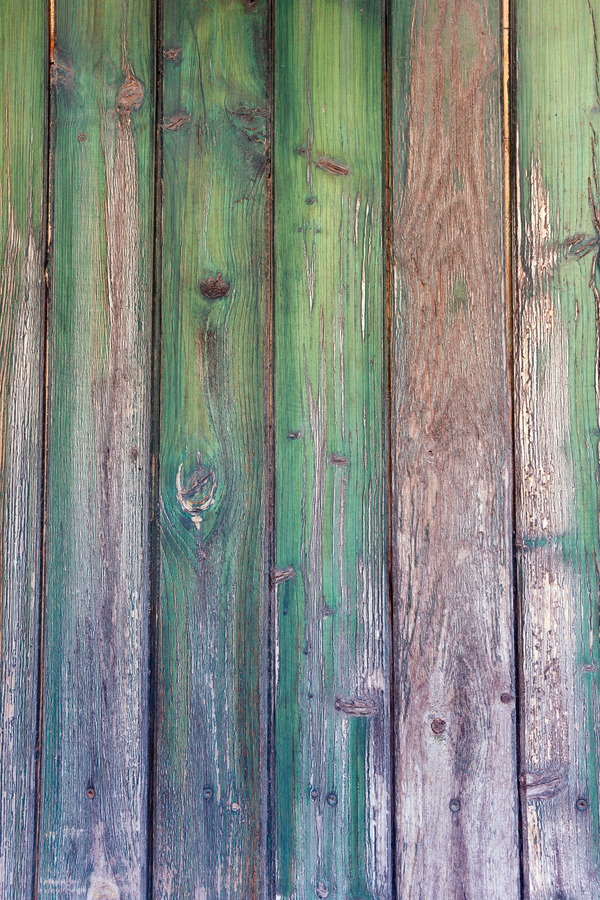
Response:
515,1,600,894
153,0,269,895
273,1,390,896
37,0,155,895
389,0,519,895
0,1,47,895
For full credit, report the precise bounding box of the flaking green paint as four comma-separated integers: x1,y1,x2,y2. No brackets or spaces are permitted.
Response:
517,0,600,891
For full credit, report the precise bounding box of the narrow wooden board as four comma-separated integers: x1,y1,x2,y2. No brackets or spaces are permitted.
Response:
0,1,47,895
152,0,269,895
389,0,520,895
515,1,600,895
273,0,390,896
37,0,154,895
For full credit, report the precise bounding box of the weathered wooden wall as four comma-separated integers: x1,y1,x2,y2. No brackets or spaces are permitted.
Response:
1,0,599,897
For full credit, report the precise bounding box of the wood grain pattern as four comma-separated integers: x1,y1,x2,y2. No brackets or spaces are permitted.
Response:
273,0,390,896
4,2,600,895
152,0,269,895
0,1,47,895
515,1,600,895
37,0,154,895
389,0,519,895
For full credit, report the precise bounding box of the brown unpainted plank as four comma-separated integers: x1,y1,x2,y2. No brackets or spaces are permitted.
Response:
389,0,520,895
0,0,47,895
36,0,155,895
515,0,600,895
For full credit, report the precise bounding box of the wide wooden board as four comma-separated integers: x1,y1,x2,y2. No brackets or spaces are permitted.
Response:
37,0,155,894
515,0,600,895
389,0,520,895
152,0,270,895
0,1,47,895
273,0,391,896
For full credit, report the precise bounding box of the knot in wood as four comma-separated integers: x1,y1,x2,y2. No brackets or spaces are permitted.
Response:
116,74,144,113
199,272,230,299
335,696,378,717
176,454,217,529
314,156,350,176
272,566,296,586
521,770,567,800
162,112,191,131
328,453,349,466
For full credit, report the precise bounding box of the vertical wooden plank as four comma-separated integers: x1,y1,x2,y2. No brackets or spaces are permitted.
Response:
0,0,46,895
515,1,600,895
389,0,520,895
37,0,154,895
273,1,390,896
153,0,269,896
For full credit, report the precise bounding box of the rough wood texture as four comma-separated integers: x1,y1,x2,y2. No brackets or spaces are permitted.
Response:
515,1,600,895
37,0,154,895
0,1,46,895
153,0,269,895
273,0,390,896
389,0,519,896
